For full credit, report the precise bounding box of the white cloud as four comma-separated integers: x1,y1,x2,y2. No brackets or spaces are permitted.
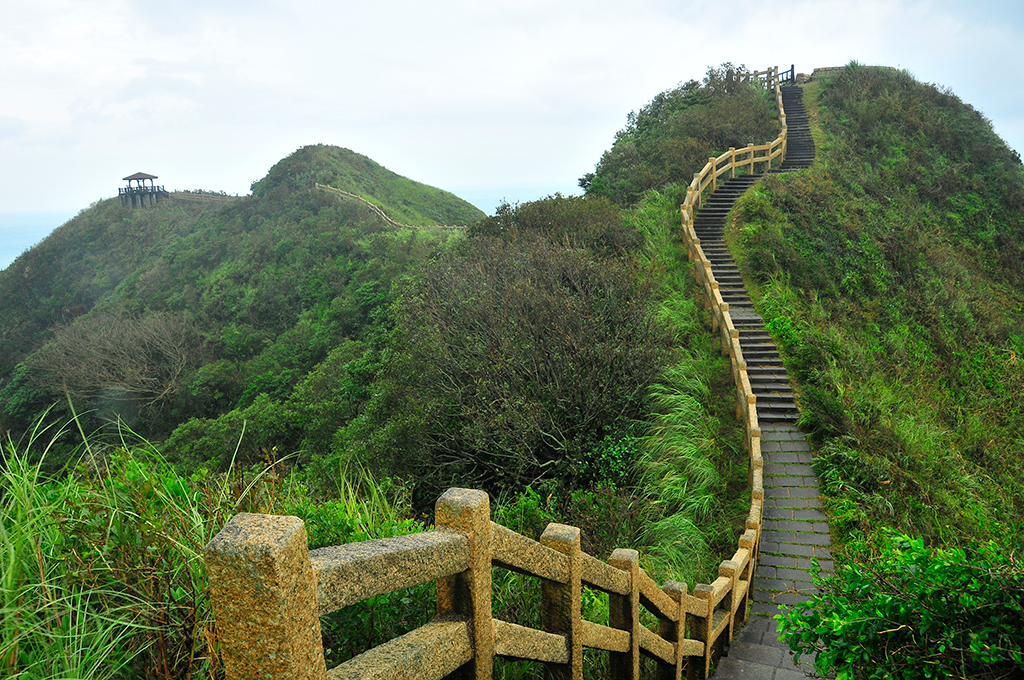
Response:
0,0,1021,215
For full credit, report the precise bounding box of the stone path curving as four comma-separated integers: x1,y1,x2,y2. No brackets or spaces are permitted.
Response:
697,85,832,680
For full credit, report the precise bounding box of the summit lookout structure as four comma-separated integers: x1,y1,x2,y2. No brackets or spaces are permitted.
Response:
119,172,168,208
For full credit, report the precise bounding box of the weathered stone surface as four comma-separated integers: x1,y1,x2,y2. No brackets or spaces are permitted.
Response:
541,523,582,680
609,549,641,680
580,620,630,653
311,532,469,615
581,552,630,595
435,488,493,680
326,617,472,680
493,619,568,663
492,522,569,583
205,512,326,680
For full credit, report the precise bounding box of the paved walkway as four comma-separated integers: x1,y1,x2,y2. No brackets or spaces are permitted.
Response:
698,85,831,679
714,425,830,679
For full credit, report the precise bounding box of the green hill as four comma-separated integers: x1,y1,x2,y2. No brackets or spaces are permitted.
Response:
0,144,484,463
251,145,485,226
728,65,1024,544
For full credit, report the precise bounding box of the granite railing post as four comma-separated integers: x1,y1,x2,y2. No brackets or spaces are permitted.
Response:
204,513,327,680
540,523,583,680
660,581,688,680
608,549,641,680
690,584,715,679
435,488,494,680
718,560,739,643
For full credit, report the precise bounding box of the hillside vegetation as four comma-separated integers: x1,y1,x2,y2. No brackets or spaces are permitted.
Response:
0,145,483,467
0,65,769,679
5,61,1022,679
729,64,1024,546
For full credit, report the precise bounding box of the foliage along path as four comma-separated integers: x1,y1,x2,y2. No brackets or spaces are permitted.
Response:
704,85,831,680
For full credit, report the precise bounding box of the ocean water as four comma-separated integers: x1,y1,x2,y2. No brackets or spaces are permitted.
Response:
0,210,78,271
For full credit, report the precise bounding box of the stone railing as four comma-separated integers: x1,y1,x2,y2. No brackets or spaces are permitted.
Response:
678,65,793,539
683,65,788,214
205,487,762,680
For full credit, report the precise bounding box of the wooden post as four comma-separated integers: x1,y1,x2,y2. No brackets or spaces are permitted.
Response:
436,488,494,680
204,513,327,680
609,549,640,680
728,148,736,178
709,157,717,193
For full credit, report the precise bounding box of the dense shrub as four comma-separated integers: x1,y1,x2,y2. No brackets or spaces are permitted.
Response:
469,193,642,255
580,63,778,206
338,232,673,505
779,532,1024,680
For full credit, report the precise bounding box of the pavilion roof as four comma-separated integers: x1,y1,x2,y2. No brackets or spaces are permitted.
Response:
123,172,158,181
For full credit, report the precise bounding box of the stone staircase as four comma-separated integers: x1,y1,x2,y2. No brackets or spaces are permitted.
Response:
700,85,832,680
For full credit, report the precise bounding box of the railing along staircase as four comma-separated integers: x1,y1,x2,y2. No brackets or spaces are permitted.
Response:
204,65,829,680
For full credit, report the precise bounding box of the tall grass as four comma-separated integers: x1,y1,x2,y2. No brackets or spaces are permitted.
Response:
1,422,149,679
629,189,748,586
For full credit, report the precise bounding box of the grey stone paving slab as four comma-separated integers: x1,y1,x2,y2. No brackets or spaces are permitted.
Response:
729,642,784,666
774,592,813,605
713,657,776,679
776,520,814,532
777,568,813,582
775,542,815,557
759,554,799,568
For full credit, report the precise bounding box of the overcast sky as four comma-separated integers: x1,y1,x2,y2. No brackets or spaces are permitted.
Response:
1,0,1022,266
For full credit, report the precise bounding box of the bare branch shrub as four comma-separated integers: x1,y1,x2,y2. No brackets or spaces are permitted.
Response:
30,310,200,407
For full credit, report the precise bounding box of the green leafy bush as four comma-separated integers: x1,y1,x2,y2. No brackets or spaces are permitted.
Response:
779,532,1024,680
580,63,777,206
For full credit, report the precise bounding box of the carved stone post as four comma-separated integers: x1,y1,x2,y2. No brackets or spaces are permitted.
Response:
718,560,739,644
609,549,640,680
691,584,714,679
660,581,687,680
541,523,582,680
436,488,494,680
204,513,326,680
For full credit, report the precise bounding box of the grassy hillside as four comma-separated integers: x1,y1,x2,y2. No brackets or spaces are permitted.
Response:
728,64,1024,546
251,145,485,226
0,145,484,464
